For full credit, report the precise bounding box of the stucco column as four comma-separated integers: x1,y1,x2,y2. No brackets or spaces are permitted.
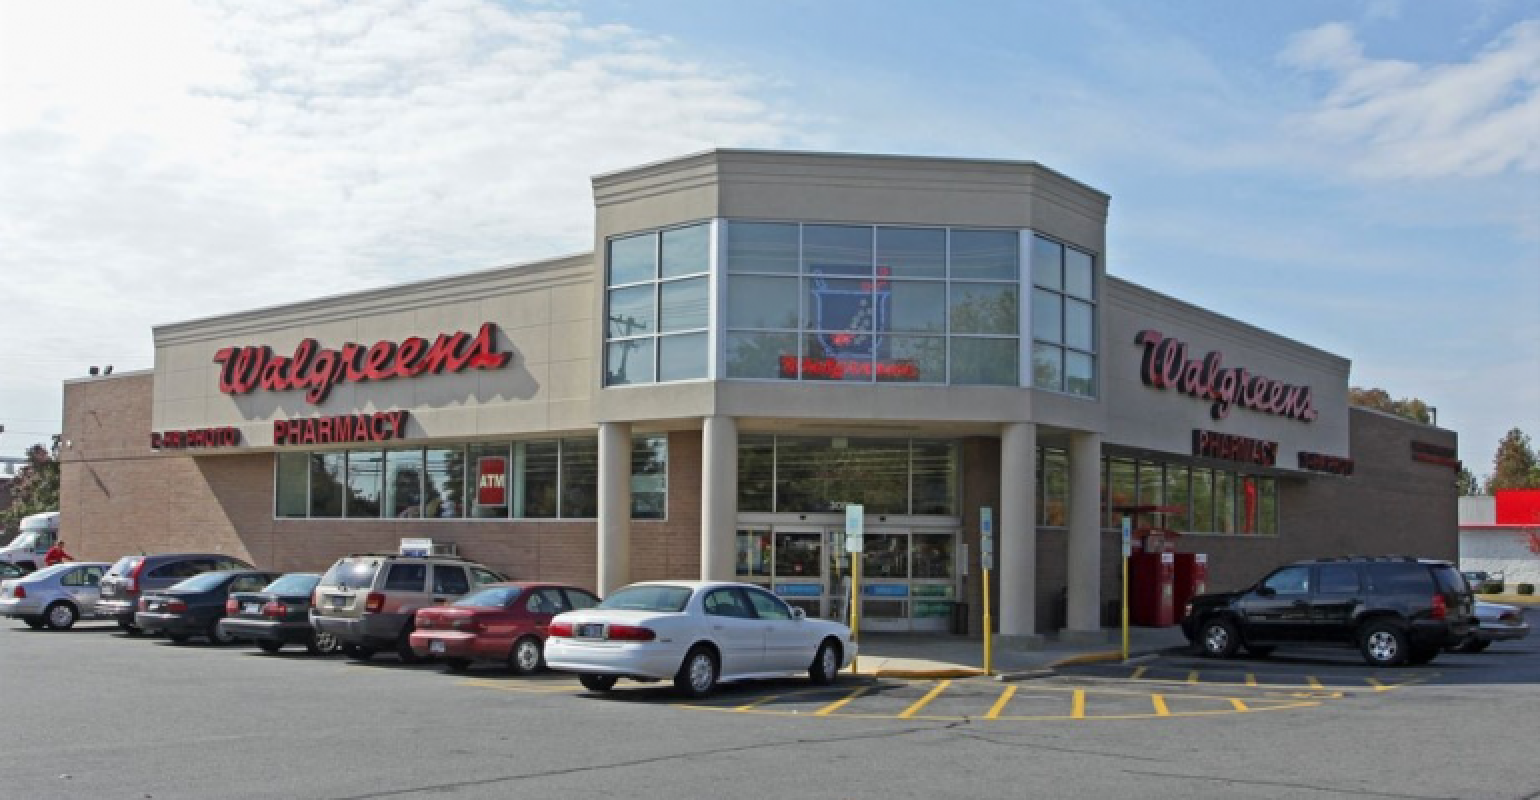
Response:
597,421,632,596
1066,431,1104,636
999,422,1038,640
700,416,738,581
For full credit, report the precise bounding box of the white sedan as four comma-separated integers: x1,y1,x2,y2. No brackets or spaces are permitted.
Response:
544,580,856,697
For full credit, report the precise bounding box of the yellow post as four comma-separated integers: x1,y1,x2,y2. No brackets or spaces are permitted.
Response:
850,552,861,673
983,566,993,676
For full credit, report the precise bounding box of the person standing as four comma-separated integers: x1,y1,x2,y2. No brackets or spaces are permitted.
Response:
43,539,75,567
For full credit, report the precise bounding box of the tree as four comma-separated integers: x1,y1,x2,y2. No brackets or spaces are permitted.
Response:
0,442,61,536
1347,387,1433,425
1456,466,1483,496
1488,428,1540,491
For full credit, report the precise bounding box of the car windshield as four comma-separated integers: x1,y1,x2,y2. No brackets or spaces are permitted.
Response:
455,587,521,607
321,558,381,590
10,532,40,550
598,585,693,612
107,556,142,577
262,574,320,595
24,564,74,581
169,572,231,592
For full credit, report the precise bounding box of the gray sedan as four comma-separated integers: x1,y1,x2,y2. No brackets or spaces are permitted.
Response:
1449,600,1530,653
0,562,111,630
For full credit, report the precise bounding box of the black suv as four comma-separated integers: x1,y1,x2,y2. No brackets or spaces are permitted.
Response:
1182,557,1473,667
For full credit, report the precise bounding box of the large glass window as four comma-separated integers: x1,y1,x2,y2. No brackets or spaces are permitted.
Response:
1029,235,1097,397
1040,448,1068,526
274,437,664,521
1099,456,1279,537
604,222,710,386
724,222,1023,386
735,436,957,516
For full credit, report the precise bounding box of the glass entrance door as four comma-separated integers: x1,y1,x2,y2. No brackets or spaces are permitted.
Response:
772,530,825,618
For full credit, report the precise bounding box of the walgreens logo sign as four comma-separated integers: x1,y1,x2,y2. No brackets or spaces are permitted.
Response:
1135,330,1317,423
214,323,511,404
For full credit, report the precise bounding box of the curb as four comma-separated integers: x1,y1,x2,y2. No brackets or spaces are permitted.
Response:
871,667,986,679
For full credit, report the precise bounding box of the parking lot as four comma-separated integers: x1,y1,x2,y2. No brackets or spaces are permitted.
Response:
5,618,1540,799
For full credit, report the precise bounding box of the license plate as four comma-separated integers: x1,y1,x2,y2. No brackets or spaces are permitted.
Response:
244,603,261,614
429,640,445,654
576,623,604,639
330,596,347,609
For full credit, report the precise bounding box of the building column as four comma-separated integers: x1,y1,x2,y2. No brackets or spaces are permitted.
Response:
999,422,1038,640
597,421,632,596
700,416,738,581
1065,431,1104,637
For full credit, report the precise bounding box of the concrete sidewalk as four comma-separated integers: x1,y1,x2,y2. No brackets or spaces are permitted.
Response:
848,625,1192,679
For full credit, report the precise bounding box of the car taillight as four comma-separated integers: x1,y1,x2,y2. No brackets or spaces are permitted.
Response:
311,590,319,608
606,624,656,642
166,599,188,613
451,617,481,632
547,621,573,638
127,559,147,592
365,592,385,613
263,601,288,619
225,597,238,614
138,597,149,611
1431,594,1447,620
12,586,24,599
1501,611,1520,623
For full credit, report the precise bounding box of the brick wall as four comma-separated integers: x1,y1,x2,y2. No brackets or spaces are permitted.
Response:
60,375,705,594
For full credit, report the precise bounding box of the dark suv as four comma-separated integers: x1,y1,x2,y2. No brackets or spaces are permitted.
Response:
1183,557,1472,667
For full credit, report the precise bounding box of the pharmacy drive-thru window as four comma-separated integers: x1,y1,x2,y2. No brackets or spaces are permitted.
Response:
60,148,1456,646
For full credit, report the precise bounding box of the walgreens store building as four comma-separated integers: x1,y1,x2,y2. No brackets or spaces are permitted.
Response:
60,150,1458,640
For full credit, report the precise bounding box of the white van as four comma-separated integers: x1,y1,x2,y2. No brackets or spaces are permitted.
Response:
0,511,60,571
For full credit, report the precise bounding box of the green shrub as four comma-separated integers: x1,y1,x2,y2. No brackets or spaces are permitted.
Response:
1518,584,1535,596
1482,582,1505,594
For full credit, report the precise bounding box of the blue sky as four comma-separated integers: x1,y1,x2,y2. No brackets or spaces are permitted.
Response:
0,0,1535,479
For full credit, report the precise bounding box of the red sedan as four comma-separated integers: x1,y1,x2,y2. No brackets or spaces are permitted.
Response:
411,582,600,674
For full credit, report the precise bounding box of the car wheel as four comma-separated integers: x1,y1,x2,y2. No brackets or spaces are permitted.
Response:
206,620,236,646
1467,639,1492,653
1408,646,1439,666
509,636,544,675
257,640,284,654
117,617,141,635
1358,620,1409,667
167,633,191,644
444,658,472,673
22,616,46,630
1246,645,1275,658
675,645,719,698
1198,617,1241,659
307,631,339,656
808,638,841,686
45,601,79,631
396,625,421,664
342,644,376,661
580,673,618,692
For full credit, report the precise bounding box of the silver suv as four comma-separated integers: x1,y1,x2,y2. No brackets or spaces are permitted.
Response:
310,553,505,662
98,553,255,633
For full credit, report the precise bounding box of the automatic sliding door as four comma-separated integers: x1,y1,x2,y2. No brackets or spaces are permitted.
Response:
861,532,910,632
772,530,824,618
910,532,957,632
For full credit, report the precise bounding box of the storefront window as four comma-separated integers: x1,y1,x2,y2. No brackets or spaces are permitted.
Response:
469,444,510,519
1029,235,1097,398
1165,464,1190,532
1099,455,1277,536
1136,461,1163,529
727,222,799,274
1215,471,1236,533
863,533,909,579
1041,448,1068,526
632,435,667,520
911,440,958,515
514,441,557,518
1259,478,1278,535
912,533,953,579
774,532,822,577
1238,476,1260,534
774,436,907,514
1106,457,1136,528
737,435,775,512
952,338,1018,386
346,451,383,518
424,447,464,519
560,437,598,518
309,453,344,518
877,227,946,279
736,529,771,577
276,452,308,518
385,449,424,518
605,222,710,386
1190,467,1214,533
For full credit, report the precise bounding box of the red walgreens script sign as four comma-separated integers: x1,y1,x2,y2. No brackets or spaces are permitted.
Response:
213,323,511,405
477,457,508,507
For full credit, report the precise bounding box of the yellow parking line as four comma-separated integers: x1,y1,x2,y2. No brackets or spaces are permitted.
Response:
1245,673,1258,687
1186,670,1199,685
1130,666,1148,680
1152,694,1171,716
813,686,871,716
735,694,781,711
1071,689,1086,719
985,687,1017,720
1307,676,1325,690
1367,678,1388,692
899,680,951,719
1230,698,1249,712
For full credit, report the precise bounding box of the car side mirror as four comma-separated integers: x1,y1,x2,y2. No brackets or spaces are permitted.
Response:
792,607,806,620
1256,586,1276,598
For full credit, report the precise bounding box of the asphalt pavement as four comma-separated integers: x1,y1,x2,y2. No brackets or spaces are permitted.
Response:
4,617,1540,799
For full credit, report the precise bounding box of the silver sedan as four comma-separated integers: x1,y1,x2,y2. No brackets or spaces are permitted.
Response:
1449,600,1530,653
0,562,111,630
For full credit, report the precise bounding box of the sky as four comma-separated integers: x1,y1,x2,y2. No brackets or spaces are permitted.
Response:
0,0,1536,480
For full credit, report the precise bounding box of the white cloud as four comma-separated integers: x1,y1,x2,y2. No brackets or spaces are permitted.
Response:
1280,19,1540,179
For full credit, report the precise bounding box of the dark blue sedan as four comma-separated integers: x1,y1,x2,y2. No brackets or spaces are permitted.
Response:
135,570,282,644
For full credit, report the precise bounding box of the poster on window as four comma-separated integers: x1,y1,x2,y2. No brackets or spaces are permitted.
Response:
477,456,507,507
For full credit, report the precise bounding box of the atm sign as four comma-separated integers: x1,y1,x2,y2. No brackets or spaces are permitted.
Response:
477,457,508,507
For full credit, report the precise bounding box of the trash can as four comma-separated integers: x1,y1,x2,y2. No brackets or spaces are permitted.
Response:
949,602,969,635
